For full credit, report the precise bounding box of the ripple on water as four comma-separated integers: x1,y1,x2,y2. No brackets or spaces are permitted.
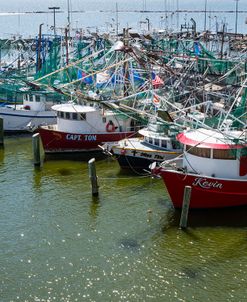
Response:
1,137,247,301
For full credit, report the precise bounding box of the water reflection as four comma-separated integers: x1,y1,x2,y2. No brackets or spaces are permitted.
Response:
172,207,247,228
0,146,4,164
44,151,106,162
89,197,100,220
57,167,74,176
33,166,42,190
118,238,141,252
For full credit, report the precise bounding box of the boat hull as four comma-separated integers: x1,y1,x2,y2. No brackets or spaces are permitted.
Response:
114,149,179,171
0,109,56,132
115,154,157,171
155,168,247,209
38,127,135,153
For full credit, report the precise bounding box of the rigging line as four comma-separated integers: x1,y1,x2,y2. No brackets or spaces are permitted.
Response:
99,174,150,180
189,126,247,151
34,48,106,83
153,92,213,130
203,50,247,85
60,57,133,88
115,89,152,102
130,48,176,76
73,42,113,74
124,153,151,176
219,76,247,131
170,100,211,114
213,127,247,147
70,101,103,133
160,127,238,173
70,99,138,135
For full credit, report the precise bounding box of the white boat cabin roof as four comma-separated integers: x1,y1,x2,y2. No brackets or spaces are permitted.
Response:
178,128,247,150
52,103,96,113
139,128,172,141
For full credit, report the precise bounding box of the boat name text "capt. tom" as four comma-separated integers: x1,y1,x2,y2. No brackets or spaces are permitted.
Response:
66,134,97,141
192,177,223,189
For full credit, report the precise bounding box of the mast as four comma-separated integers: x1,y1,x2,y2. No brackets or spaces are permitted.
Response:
204,0,208,31
235,0,239,35
67,0,71,37
123,28,130,97
116,2,119,38
37,23,43,72
176,0,179,31
65,27,69,65
220,23,225,59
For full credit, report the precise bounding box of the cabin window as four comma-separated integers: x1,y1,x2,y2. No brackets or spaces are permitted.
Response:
72,112,78,120
213,149,236,160
161,140,167,148
36,95,40,102
102,117,106,123
60,111,64,118
154,138,159,146
148,137,152,144
65,112,70,119
186,145,210,158
172,140,181,150
79,113,86,120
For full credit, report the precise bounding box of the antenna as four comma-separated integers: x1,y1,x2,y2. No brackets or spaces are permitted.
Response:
67,0,71,38
235,0,240,35
116,2,119,38
48,6,60,36
204,0,208,31
67,0,70,26
176,0,179,31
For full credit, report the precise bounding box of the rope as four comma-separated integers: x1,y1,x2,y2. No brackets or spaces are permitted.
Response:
98,174,151,180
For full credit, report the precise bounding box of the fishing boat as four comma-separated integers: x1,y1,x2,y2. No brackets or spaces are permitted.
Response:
102,118,182,171
151,127,247,209
38,102,141,154
0,91,57,132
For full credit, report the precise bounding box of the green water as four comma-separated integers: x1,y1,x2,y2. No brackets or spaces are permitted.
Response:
1,136,247,302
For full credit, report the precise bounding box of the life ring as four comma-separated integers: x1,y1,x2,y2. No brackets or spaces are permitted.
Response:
153,95,160,107
106,121,116,132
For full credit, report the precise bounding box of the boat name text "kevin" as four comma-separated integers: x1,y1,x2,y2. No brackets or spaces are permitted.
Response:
192,177,223,189
66,134,97,141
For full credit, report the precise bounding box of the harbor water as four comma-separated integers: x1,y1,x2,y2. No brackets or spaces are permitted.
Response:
1,135,247,301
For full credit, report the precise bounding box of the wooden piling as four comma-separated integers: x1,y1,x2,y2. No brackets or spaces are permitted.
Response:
32,133,41,166
179,186,192,229
0,117,4,146
88,158,99,197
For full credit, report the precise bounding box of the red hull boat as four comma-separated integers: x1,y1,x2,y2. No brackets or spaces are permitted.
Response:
154,168,247,209
152,127,247,209
39,127,134,153
38,103,141,154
